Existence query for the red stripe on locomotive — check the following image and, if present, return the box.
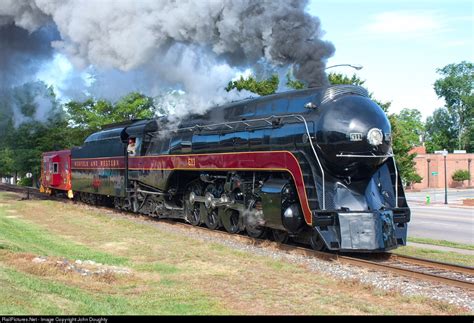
[71,151,313,225]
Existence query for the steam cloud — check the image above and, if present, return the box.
[0,0,334,124]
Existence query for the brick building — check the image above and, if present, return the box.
[410,146,473,189]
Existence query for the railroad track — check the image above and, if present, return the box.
[1,183,473,291]
[166,220,474,291]
[0,183,50,200]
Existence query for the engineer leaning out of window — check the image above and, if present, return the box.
[127,138,136,156]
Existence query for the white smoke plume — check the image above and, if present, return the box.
[0,0,334,124]
[0,81,58,128]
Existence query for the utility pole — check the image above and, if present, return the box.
[443,149,448,204]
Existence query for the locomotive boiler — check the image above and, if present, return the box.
[67,85,410,252]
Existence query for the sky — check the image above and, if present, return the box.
[308,0,473,120]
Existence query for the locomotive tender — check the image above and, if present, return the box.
[47,85,411,252]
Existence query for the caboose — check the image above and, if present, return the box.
[40,149,73,198]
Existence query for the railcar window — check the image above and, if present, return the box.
[53,163,59,174]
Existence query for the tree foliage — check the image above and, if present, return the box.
[225,74,279,96]
[424,107,458,153]
[66,92,155,140]
[0,147,15,177]
[0,85,158,184]
[389,109,424,186]
[395,109,424,146]
[328,72,366,87]
[433,61,473,151]
[286,71,305,90]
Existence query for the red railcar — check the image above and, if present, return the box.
[40,150,73,198]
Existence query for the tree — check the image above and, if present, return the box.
[328,72,366,87]
[434,61,474,151]
[0,147,15,177]
[225,74,279,96]
[389,110,424,186]
[66,92,156,139]
[285,71,305,90]
[424,107,458,153]
[396,109,424,146]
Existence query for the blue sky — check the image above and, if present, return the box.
[308,0,473,120]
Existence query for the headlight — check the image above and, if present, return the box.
[367,128,383,146]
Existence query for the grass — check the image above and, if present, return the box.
[408,237,474,251]
[0,264,222,315]
[0,191,470,315]
[0,213,128,266]
[393,246,474,267]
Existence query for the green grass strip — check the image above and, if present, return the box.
[0,209,127,266]
[408,237,474,251]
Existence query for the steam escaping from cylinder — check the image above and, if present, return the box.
[0,0,335,124]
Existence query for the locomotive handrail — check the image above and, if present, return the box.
[292,114,326,210]
[391,151,399,208]
[336,153,394,158]
[177,114,327,210]
[177,114,299,132]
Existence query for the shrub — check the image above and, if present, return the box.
[452,169,470,182]
[17,177,33,187]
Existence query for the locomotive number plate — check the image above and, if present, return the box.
[350,133,363,141]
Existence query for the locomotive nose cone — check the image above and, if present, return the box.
[315,95,392,180]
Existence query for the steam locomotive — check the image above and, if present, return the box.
[41,85,410,252]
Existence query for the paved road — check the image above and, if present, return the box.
[407,205,473,245]
[406,188,473,205]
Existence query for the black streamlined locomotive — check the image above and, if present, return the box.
[66,85,410,252]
